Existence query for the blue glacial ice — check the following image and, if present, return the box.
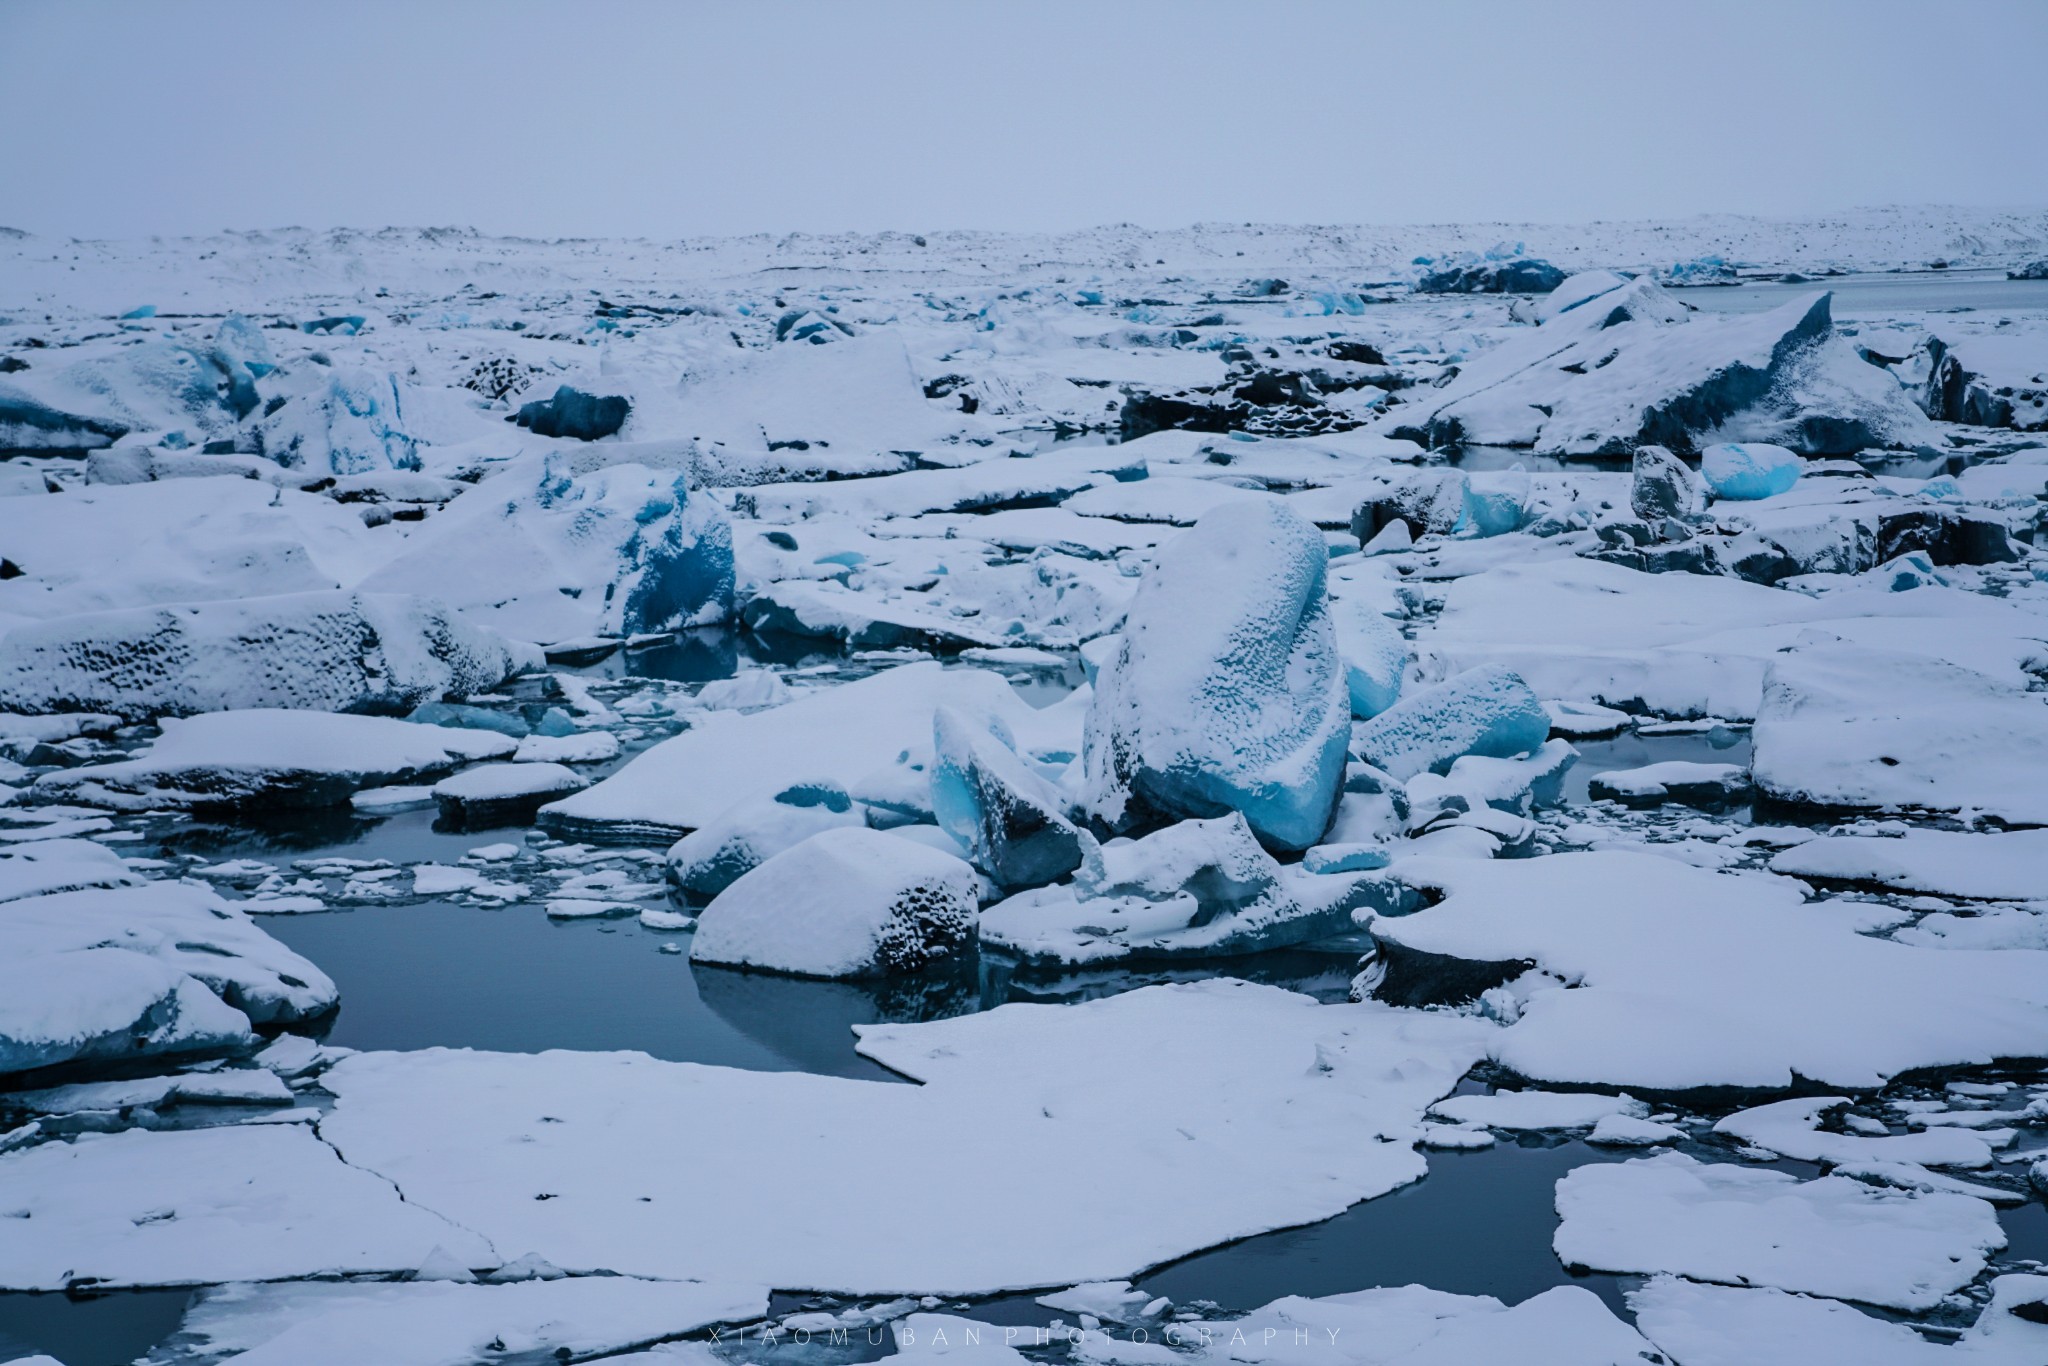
[1082,501,1349,851]
[1701,441,1802,500]
[1350,665,1551,781]
[930,704,1083,890]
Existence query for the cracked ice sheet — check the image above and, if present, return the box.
[1630,1273,2048,1366]
[1371,851,2048,1091]
[910,1284,1657,1366]
[140,1276,768,1366]
[1555,1151,2004,1312]
[0,1124,493,1290]
[316,981,1494,1295]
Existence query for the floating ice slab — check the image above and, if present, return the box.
[1366,851,2048,1091]
[1752,643,2048,824]
[1713,1097,1998,1170]
[39,709,514,811]
[1630,1273,2048,1366]
[1768,829,2048,901]
[141,1276,769,1366]
[1554,1151,2005,1311]
[316,982,1492,1294]
[0,1123,494,1290]
[1,867,335,1075]
[1428,1090,1645,1132]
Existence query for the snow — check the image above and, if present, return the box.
[689,826,980,978]
[1365,851,2048,1090]
[139,1277,769,1366]
[308,983,1495,1294]
[1554,1151,2006,1311]
[0,1123,494,1290]
[38,708,515,810]
[1082,501,1349,851]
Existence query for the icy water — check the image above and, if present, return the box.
[1676,268,2048,317]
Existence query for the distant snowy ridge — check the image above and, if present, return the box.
[4,206,2046,314]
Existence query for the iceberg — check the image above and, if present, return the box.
[257,368,420,474]
[666,786,864,899]
[358,453,734,644]
[1629,445,1706,523]
[1082,501,1349,851]
[930,705,1082,889]
[1700,441,1801,500]
[1350,665,1548,781]
[0,591,538,720]
[1330,593,1409,718]
[510,385,631,441]
[690,826,980,978]
[980,812,1412,967]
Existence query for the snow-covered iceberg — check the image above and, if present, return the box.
[1082,501,1349,851]
[981,812,1412,967]
[690,826,980,978]
[358,453,733,645]
[0,591,537,719]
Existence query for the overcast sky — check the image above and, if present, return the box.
[3,0,2043,240]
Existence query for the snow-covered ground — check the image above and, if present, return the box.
[2,210,2047,1363]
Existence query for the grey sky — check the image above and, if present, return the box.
[2,0,2043,239]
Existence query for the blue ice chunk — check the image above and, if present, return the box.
[1350,665,1549,781]
[408,702,530,738]
[531,707,579,737]
[120,305,157,320]
[1700,442,1801,500]
[1083,501,1350,851]
[512,386,630,441]
[1302,843,1391,874]
[1462,465,1531,537]
[1331,597,1409,720]
[300,316,366,336]
[1875,551,1946,592]
[931,705,1082,889]
[618,472,736,635]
